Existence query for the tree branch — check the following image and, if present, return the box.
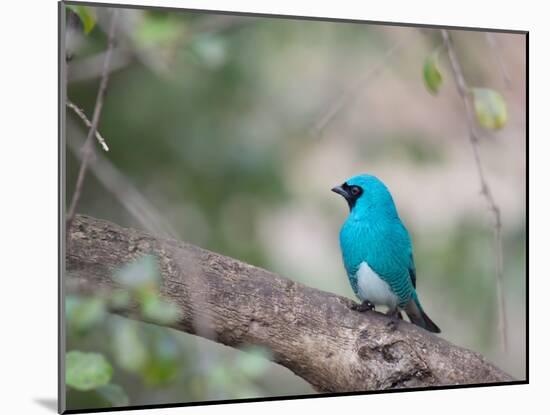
[67,100,109,152]
[66,121,177,239]
[66,214,513,392]
[66,10,118,232]
[441,29,508,353]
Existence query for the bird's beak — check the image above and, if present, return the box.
[331,185,349,199]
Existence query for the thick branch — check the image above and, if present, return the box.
[66,214,513,392]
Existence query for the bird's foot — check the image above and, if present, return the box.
[385,309,403,331]
[351,300,376,312]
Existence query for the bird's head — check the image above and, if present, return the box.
[331,174,397,218]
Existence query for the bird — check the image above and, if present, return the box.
[332,174,440,333]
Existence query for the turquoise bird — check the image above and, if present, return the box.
[332,174,440,333]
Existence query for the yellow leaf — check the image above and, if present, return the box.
[472,88,508,130]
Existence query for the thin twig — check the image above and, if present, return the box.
[66,10,118,231]
[485,33,512,89]
[66,122,176,239]
[441,29,508,353]
[66,101,109,151]
[311,37,411,136]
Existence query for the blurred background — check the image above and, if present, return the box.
[64,4,526,411]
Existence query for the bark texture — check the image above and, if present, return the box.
[66,214,514,392]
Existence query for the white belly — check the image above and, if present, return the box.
[356,261,398,309]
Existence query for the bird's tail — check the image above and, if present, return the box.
[404,293,441,333]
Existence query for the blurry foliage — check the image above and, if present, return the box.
[66,351,113,391]
[95,384,130,407]
[110,320,148,374]
[67,5,97,35]
[113,255,180,325]
[206,346,273,399]
[115,254,160,288]
[65,4,525,410]
[67,383,129,409]
[66,253,273,409]
[133,13,184,49]
[67,296,106,334]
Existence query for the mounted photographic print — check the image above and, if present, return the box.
[60,0,528,413]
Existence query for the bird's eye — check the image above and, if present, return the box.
[350,186,361,196]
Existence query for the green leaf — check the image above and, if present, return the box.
[111,321,147,373]
[423,51,443,95]
[68,297,106,333]
[67,5,97,34]
[66,351,113,391]
[141,294,180,325]
[471,87,508,130]
[96,384,129,407]
[114,255,160,289]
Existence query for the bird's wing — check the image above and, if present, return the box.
[402,222,417,289]
[363,221,416,305]
[408,254,417,289]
